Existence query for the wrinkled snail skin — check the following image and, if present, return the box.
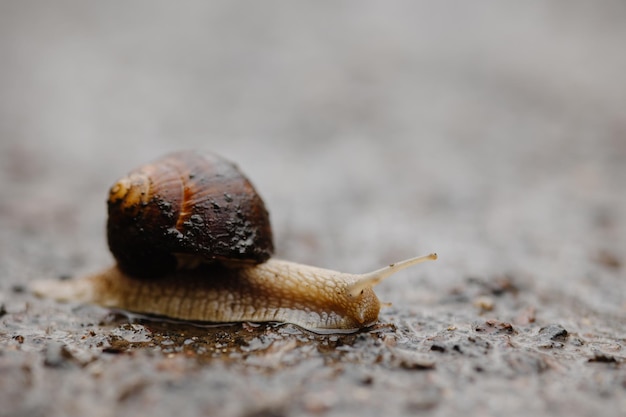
[33,259,383,332]
[32,254,437,332]
[31,150,437,333]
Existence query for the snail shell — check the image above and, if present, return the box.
[32,150,437,333]
[107,151,273,277]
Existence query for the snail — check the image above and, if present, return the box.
[32,150,437,333]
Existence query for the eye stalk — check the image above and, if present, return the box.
[347,253,438,297]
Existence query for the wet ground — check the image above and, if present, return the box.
[1,1,625,416]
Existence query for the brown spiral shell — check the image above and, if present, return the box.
[106,150,274,277]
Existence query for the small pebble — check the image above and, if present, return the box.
[473,320,517,335]
[390,347,436,370]
[538,324,568,342]
[474,296,495,312]
[588,350,618,363]
[44,342,77,368]
[536,324,568,349]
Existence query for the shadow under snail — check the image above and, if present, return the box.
[32,150,437,333]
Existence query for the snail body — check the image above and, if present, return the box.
[32,151,436,333]
[34,255,437,332]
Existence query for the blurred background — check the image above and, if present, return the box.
[1,2,625,416]
[0,1,624,308]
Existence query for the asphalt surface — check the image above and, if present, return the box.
[1,2,625,417]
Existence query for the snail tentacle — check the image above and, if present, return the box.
[347,253,438,297]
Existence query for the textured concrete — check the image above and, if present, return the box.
[1,1,625,417]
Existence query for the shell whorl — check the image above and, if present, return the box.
[106,151,274,277]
